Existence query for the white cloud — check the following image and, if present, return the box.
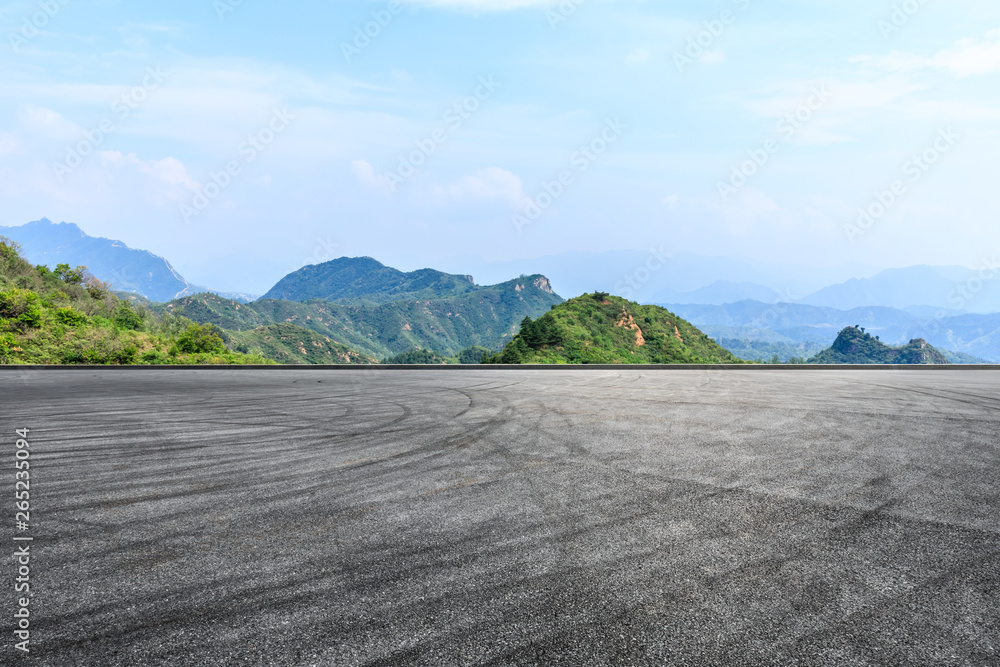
[852,29,1000,78]
[433,167,528,207]
[351,159,391,193]
[97,152,199,199]
[16,105,80,141]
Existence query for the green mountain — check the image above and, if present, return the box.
[230,323,377,365]
[262,256,479,304]
[164,274,562,359]
[485,293,742,364]
[0,236,272,366]
[0,219,257,303]
[808,326,951,364]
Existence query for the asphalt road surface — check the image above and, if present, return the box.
[2,368,999,666]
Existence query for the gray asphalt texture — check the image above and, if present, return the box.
[2,368,999,666]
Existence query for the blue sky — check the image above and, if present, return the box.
[1,0,998,292]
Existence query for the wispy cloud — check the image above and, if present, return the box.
[433,167,528,207]
[852,29,1000,78]
[398,0,556,10]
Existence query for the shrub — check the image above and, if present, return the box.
[0,331,21,361]
[113,302,145,330]
[458,346,492,364]
[62,337,139,365]
[141,350,171,364]
[173,323,226,355]
[85,277,112,300]
[0,237,23,270]
[0,288,42,330]
[56,307,87,326]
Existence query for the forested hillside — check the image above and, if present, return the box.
[165,274,562,359]
[0,237,272,365]
[486,293,742,364]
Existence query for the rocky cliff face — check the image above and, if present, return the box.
[532,276,554,294]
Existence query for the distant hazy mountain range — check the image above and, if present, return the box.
[4,218,998,363]
[664,300,1000,362]
[798,265,999,312]
[0,219,257,303]
[442,251,1000,314]
[438,250,876,306]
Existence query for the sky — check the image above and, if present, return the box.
[1,0,998,293]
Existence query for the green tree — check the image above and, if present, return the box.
[113,302,145,330]
[458,346,492,364]
[54,264,87,286]
[173,323,226,355]
[0,287,42,330]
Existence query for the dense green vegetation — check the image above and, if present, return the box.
[165,275,562,359]
[382,346,493,364]
[229,323,377,365]
[457,346,493,364]
[262,256,480,304]
[0,237,273,365]
[382,349,452,364]
[717,339,827,364]
[808,326,950,364]
[484,293,743,364]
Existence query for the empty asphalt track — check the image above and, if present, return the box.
[2,368,999,666]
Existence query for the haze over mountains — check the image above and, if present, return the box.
[0,219,258,303]
[3,219,999,363]
[666,301,1000,362]
[6,220,998,314]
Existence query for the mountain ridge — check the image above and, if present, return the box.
[0,219,258,303]
[809,327,950,364]
[163,273,563,359]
